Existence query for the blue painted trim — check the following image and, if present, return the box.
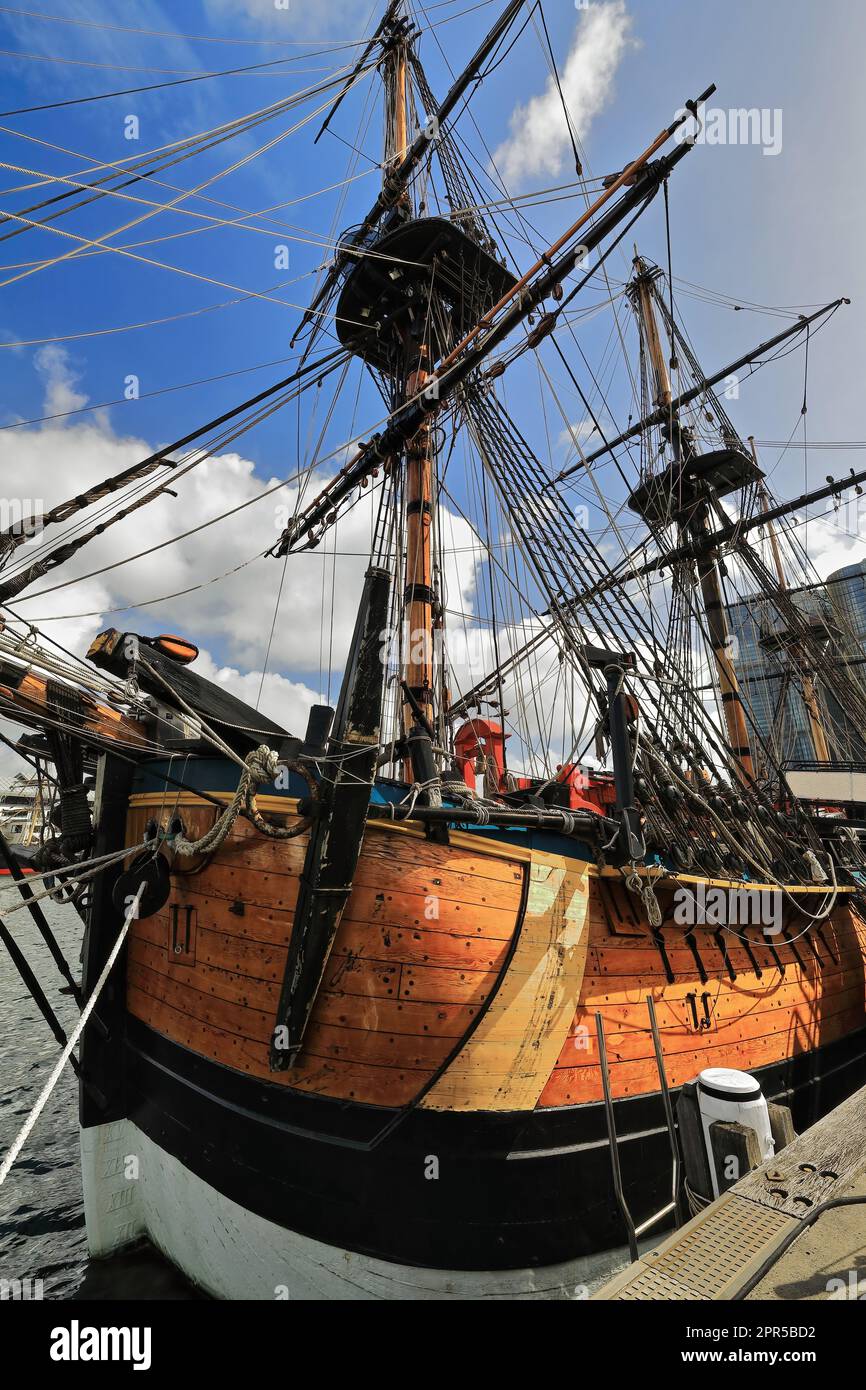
[132,756,596,864]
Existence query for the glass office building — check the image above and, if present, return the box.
[727,563,866,771]
[726,593,817,773]
[826,561,866,645]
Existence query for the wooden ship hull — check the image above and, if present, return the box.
[77,759,866,1299]
[5,0,866,1309]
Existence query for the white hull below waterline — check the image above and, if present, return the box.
[80,1119,624,1301]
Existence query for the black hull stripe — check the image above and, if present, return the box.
[698,1078,763,1103]
[113,1016,866,1271]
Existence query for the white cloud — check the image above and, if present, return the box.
[557,417,599,457]
[796,509,866,582]
[192,649,320,733]
[34,344,88,418]
[1,347,482,755]
[204,0,374,40]
[493,1,634,189]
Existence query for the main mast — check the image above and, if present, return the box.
[402,351,437,742]
[381,16,438,748]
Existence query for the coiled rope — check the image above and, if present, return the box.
[623,862,665,928]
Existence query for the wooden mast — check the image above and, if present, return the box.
[394,37,408,164]
[633,267,672,411]
[383,14,437,752]
[403,353,436,737]
[631,255,755,783]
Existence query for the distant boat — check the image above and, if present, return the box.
[0,772,44,871]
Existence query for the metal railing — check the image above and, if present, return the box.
[594,994,686,1261]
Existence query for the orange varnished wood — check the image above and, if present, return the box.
[137,874,519,948]
[131,928,482,1038]
[125,808,524,1104]
[0,672,148,750]
[129,935,276,1010]
[536,891,866,1105]
[566,961,863,1031]
[126,984,426,1104]
[559,983,865,1064]
[333,920,508,970]
[125,799,866,1111]
[539,1005,864,1106]
[128,960,455,1070]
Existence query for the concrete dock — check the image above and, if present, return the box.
[593,1081,866,1301]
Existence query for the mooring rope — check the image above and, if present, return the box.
[0,878,146,1188]
[0,840,150,916]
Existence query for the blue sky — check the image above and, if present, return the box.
[0,0,865,762]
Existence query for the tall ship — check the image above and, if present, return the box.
[1,0,865,1299]
[0,771,44,856]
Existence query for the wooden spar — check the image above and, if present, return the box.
[286,84,719,549]
[436,85,716,376]
[570,461,866,609]
[275,124,705,556]
[755,449,831,763]
[0,348,350,605]
[0,665,148,751]
[629,256,755,784]
[555,298,849,485]
[269,567,391,1069]
[454,303,852,714]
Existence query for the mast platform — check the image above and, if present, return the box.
[628,446,763,527]
[759,615,833,654]
[335,214,516,367]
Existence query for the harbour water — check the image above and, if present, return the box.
[0,888,195,1299]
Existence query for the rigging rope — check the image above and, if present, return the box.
[0,879,146,1188]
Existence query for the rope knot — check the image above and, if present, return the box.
[246,744,281,787]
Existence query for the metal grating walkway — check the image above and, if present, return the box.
[600,1193,797,1300]
[593,1081,866,1301]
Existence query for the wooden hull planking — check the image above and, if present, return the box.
[123,790,866,1112]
